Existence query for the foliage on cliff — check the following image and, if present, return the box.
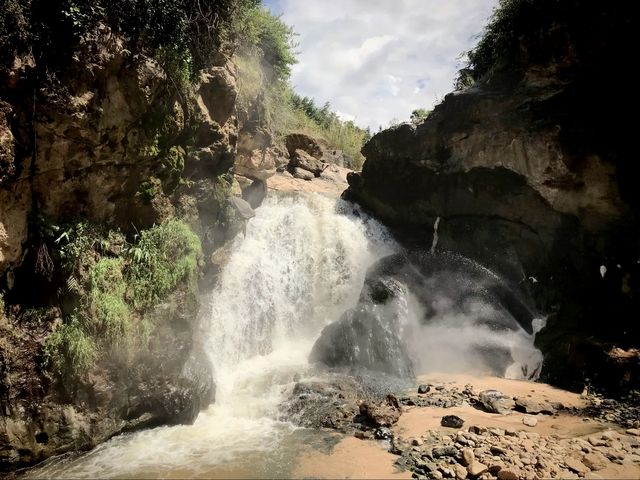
[235,5,370,169]
[0,0,260,85]
[455,0,634,88]
[44,219,201,381]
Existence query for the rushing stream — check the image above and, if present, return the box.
[29,193,543,479]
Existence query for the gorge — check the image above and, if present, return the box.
[1,0,639,479]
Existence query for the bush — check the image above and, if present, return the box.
[44,316,97,381]
[44,218,201,380]
[88,257,131,343]
[127,219,202,310]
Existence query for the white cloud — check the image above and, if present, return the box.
[266,0,498,130]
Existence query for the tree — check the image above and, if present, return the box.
[410,108,431,123]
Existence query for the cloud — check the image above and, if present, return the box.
[265,0,498,130]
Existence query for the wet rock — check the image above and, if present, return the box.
[227,196,255,220]
[478,390,515,414]
[374,426,393,440]
[418,384,430,394]
[442,415,465,428]
[309,302,414,378]
[358,395,401,427]
[522,416,538,427]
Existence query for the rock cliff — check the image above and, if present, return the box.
[345,2,638,392]
[0,21,241,469]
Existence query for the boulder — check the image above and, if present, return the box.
[478,390,516,414]
[234,148,277,181]
[515,397,556,415]
[241,179,267,209]
[227,196,255,220]
[441,415,465,428]
[284,133,323,159]
[292,166,315,181]
[289,149,326,177]
[309,301,414,378]
[359,395,401,427]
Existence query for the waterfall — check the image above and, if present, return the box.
[29,194,396,479]
[28,193,544,479]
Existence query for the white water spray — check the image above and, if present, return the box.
[29,194,396,479]
[29,193,545,479]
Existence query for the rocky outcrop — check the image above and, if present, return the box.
[345,4,638,393]
[0,25,243,470]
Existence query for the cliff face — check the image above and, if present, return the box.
[0,23,243,469]
[346,3,638,392]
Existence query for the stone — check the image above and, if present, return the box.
[490,446,507,456]
[478,390,516,414]
[564,457,589,476]
[626,428,640,436]
[515,397,556,415]
[469,425,487,435]
[497,469,518,480]
[462,448,475,466]
[374,426,393,440]
[227,196,255,220]
[289,149,326,177]
[433,446,460,458]
[522,416,538,427]
[359,395,402,427]
[467,461,488,477]
[588,436,608,447]
[418,384,430,394]
[454,463,468,480]
[292,166,315,181]
[309,302,414,378]
[412,438,423,446]
[442,415,465,428]
[582,451,609,471]
[284,133,323,159]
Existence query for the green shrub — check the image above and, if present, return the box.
[88,257,131,343]
[127,219,201,310]
[44,219,201,380]
[44,315,97,380]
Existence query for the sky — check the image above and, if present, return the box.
[263,0,498,130]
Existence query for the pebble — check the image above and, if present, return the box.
[454,463,468,480]
[627,428,640,437]
[467,461,488,477]
[522,416,538,427]
[462,448,475,466]
[418,384,430,394]
[498,469,520,480]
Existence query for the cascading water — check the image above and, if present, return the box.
[29,194,396,479]
[29,193,545,479]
